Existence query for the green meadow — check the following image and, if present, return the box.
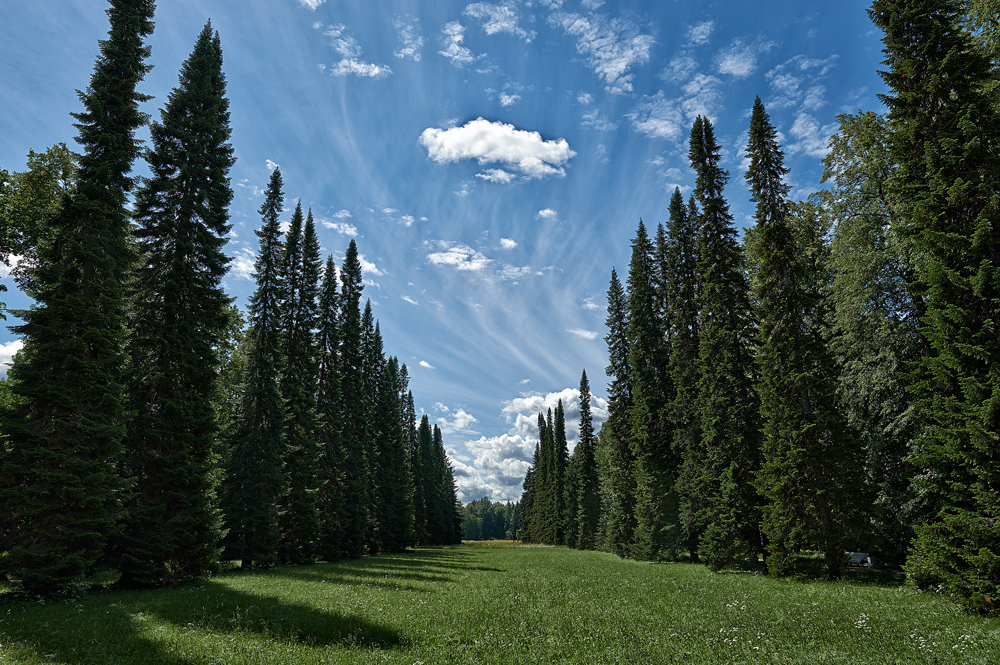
[1,543,997,664]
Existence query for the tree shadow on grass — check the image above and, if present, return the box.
[0,577,403,664]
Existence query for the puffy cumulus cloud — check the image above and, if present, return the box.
[266,159,279,172]
[400,214,415,227]
[787,112,838,159]
[464,2,535,42]
[476,168,516,184]
[393,17,425,61]
[566,327,599,340]
[502,387,609,445]
[230,247,256,280]
[323,220,358,236]
[333,209,352,219]
[320,24,393,78]
[358,254,383,276]
[0,339,24,375]
[628,77,721,142]
[419,360,435,369]
[425,241,491,272]
[685,20,714,46]
[577,92,593,105]
[439,21,478,67]
[498,92,520,107]
[536,208,557,219]
[499,237,517,250]
[435,402,480,435]
[581,296,601,310]
[548,12,654,94]
[715,36,776,79]
[297,0,325,9]
[420,118,575,181]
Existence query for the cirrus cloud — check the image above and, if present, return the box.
[420,117,576,181]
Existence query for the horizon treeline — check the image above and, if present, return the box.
[0,1,461,597]
[517,0,1000,616]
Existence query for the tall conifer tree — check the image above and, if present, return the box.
[316,254,345,561]
[221,168,286,569]
[871,0,1000,611]
[553,400,569,545]
[575,370,601,550]
[0,0,155,595]
[116,23,232,587]
[688,116,760,567]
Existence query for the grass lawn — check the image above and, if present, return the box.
[1,542,998,664]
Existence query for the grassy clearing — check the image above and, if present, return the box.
[1,543,998,664]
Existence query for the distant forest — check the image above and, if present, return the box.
[510,0,1000,616]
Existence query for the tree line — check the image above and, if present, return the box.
[519,0,1000,615]
[0,0,461,597]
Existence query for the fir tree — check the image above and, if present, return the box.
[434,425,464,544]
[116,22,233,588]
[278,204,322,564]
[361,303,379,552]
[221,168,286,569]
[415,415,437,543]
[0,0,155,595]
[689,115,761,568]
[316,254,345,562]
[871,0,1000,612]
[603,268,638,557]
[747,98,858,579]
[518,441,540,542]
[553,399,569,545]
[338,240,368,558]
[575,370,601,550]
[373,357,414,552]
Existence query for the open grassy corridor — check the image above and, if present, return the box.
[1,543,998,664]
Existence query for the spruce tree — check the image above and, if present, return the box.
[575,370,601,550]
[277,204,322,564]
[553,399,569,545]
[316,254,345,561]
[116,22,233,588]
[434,425,464,544]
[689,115,760,569]
[415,415,437,543]
[603,268,638,557]
[747,98,859,579]
[628,221,678,561]
[361,303,380,552]
[518,441,540,542]
[373,357,414,552]
[871,0,1000,612]
[0,0,155,595]
[221,168,286,569]
[338,239,368,558]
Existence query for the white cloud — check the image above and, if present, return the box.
[319,24,393,78]
[439,21,478,66]
[476,168,516,184]
[582,108,617,131]
[455,183,472,197]
[502,388,610,445]
[577,92,593,105]
[400,214,415,227]
[323,220,359,236]
[715,37,776,79]
[359,254,383,276]
[420,117,576,180]
[548,12,654,94]
[426,242,491,272]
[500,238,517,250]
[419,360,435,369]
[266,159,279,172]
[537,208,557,219]
[393,17,425,61]
[581,296,600,310]
[297,0,325,9]
[331,59,392,78]
[498,264,533,281]
[499,92,521,107]
[402,295,420,305]
[0,339,24,374]
[464,2,535,42]
[628,77,722,142]
[519,378,531,384]
[679,73,723,119]
[581,0,605,8]
[382,207,398,214]
[566,327,599,340]
[0,255,22,278]
[435,402,480,435]
[787,112,837,158]
[333,209,352,219]
[231,247,256,280]
[685,20,714,46]
[660,54,698,83]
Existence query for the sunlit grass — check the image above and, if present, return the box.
[1,543,998,663]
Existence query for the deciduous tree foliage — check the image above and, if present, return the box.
[0,0,155,596]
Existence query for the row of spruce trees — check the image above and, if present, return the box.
[0,0,461,597]
[519,0,1000,615]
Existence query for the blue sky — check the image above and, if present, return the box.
[1,0,887,502]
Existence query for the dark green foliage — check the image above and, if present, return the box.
[628,221,678,561]
[603,268,638,557]
[221,169,286,569]
[277,204,322,565]
[435,425,464,544]
[360,304,379,552]
[747,99,859,579]
[518,441,540,542]
[553,400,569,545]
[0,0,155,596]
[823,110,926,564]
[462,498,519,540]
[575,370,601,550]
[316,255,345,562]
[688,115,761,569]
[372,354,415,553]
[871,0,1000,613]
[338,240,368,558]
[414,415,438,543]
[116,23,233,588]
